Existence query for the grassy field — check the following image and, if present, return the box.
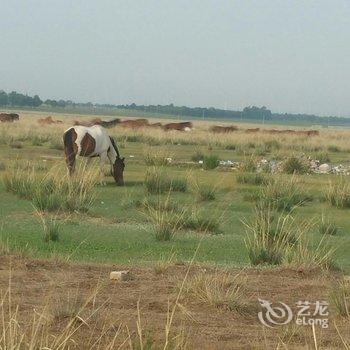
[1,110,350,269]
[1,110,350,348]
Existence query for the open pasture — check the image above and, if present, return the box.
[1,110,350,348]
[1,111,350,267]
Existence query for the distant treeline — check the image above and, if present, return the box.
[0,89,349,125]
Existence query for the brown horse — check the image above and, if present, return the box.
[0,113,19,122]
[119,119,149,128]
[210,125,238,133]
[162,122,193,131]
[38,116,63,125]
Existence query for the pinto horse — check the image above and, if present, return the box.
[63,125,125,185]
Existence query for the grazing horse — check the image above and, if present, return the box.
[63,125,125,185]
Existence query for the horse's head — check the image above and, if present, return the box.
[112,157,125,186]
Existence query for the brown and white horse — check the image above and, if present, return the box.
[63,125,125,185]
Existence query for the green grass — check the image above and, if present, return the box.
[282,157,309,174]
[1,137,350,272]
[3,167,97,213]
[236,172,269,186]
[202,155,219,170]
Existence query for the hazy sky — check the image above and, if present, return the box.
[1,0,349,116]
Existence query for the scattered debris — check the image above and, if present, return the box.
[317,163,332,174]
[217,155,350,175]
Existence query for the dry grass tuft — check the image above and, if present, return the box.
[179,270,246,312]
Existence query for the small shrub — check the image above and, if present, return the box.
[171,178,187,192]
[254,146,267,156]
[240,158,257,172]
[264,140,281,151]
[284,236,337,271]
[282,157,309,174]
[50,140,64,151]
[181,211,221,235]
[3,167,97,212]
[50,293,84,321]
[179,270,245,311]
[330,280,350,317]
[144,149,170,166]
[138,197,178,212]
[236,173,269,186]
[328,145,341,153]
[224,144,236,150]
[43,218,60,242]
[143,195,184,241]
[144,167,187,194]
[196,184,216,201]
[9,141,23,149]
[325,178,350,208]
[203,155,219,170]
[191,150,204,162]
[31,135,46,146]
[126,134,144,143]
[319,215,338,235]
[153,252,177,275]
[258,177,312,212]
[243,206,298,266]
[315,152,330,164]
[35,208,60,242]
[244,203,335,270]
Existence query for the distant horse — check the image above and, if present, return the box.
[38,116,62,125]
[210,125,238,133]
[245,128,260,133]
[0,113,19,122]
[74,118,120,128]
[163,121,193,131]
[63,125,125,185]
[119,118,149,128]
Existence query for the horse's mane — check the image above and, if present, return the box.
[109,136,120,158]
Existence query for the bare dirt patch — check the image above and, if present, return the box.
[0,254,349,349]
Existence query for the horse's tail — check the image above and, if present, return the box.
[63,128,77,175]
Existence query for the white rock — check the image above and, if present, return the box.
[318,163,331,173]
[110,270,130,281]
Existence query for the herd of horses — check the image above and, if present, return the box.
[73,118,193,131]
[1,111,321,186]
[210,125,320,136]
[0,112,320,136]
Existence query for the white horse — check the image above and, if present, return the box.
[63,125,125,185]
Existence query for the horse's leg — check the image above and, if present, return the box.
[65,150,76,176]
[63,128,77,176]
[99,153,107,185]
